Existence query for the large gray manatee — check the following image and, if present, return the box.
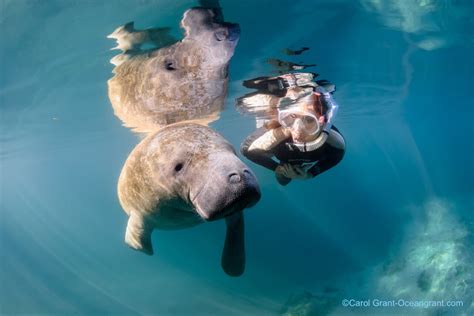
[108,8,240,133]
[118,123,260,276]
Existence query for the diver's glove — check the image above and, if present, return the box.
[276,163,312,180]
[275,164,291,185]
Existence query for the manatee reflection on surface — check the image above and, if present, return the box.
[107,1,240,133]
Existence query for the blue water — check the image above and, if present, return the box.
[1,0,473,315]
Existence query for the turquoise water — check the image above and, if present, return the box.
[1,0,473,315]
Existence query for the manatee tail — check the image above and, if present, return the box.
[221,212,245,277]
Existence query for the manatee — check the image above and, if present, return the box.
[118,123,260,276]
[107,7,240,133]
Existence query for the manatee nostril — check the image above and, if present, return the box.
[215,30,227,41]
[228,173,241,183]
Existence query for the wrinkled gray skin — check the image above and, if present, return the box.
[118,123,260,276]
[108,8,240,133]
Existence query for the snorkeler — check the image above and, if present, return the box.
[240,83,345,185]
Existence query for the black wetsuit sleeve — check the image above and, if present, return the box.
[242,77,286,96]
[240,127,280,171]
[242,76,271,89]
[307,132,345,177]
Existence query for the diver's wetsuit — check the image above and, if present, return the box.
[241,126,345,182]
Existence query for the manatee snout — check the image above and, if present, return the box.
[194,153,260,221]
[225,167,261,210]
[214,23,240,42]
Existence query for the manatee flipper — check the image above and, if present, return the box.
[221,212,245,277]
[108,22,142,51]
[108,21,135,39]
[108,21,177,52]
[125,212,153,255]
[110,53,132,67]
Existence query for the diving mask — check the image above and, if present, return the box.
[278,108,321,135]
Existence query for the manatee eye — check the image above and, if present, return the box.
[174,163,184,173]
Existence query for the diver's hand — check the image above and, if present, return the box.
[277,164,312,180]
[275,164,286,176]
[275,165,292,186]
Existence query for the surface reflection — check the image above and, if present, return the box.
[107,2,240,132]
[237,64,345,185]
